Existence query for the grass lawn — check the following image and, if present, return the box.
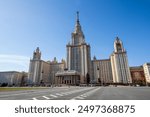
[0,87,49,92]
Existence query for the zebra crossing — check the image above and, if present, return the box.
[32,87,99,100]
[71,87,101,100]
[42,96,51,100]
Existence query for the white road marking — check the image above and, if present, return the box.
[61,87,95,96]
[75,96,85,99]
[31,87,96,100]
[71,87,101,100]
[63,93,71,95]
[42,96,50,99]
[0,87,71,98]
[55,93,63,96]
[50,94,58,98]
[32,98,38,100]
[80,95,87,97]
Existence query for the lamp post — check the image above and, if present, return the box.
[41,70,44,86]
[52,71,55,88]
[101,77,103,86]
[97,66,100,86]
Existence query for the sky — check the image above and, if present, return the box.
[0,0,150,72]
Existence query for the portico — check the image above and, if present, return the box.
[55,70,80,86]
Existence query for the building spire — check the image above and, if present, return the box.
[76,11,79,22]
[74,11,82,34]
[72,11,85,45]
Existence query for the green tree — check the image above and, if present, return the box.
[86,73,90,85]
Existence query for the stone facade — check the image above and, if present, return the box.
[49,58,66,86]
[92,58,113,85]
[110,37,132,84]
[28,48,65,86]
[66,12,91,84]
[55,70,80,86]
[28,12,147,86]
[28,47,50,86]
[28,59,50,86]
[130,66,146,86]
[143,63,150,85]
[0,71,27,86]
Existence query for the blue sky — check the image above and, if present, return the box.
[0,0,150,72]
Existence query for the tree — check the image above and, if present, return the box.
[98,78,101,83]
[40,79,44,86]
[86,73,90,85]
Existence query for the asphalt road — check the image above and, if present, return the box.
[0,86,150,100]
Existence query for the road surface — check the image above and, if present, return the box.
[0,86,150,100]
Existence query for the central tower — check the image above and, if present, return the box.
[66,12,91,83]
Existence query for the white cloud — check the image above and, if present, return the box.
[0,54,30,72]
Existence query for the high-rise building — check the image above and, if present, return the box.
[66,12,91,83]
[110,37,132,84]
[27,13,136,86]
[28,47,51,86]
[28,47,65,86]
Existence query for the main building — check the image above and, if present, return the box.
[28,12,132,86]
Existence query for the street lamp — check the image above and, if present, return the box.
[51,71,55,88]
[101,77,103,86]
[41,70,44,86]
[97,66,100,86]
